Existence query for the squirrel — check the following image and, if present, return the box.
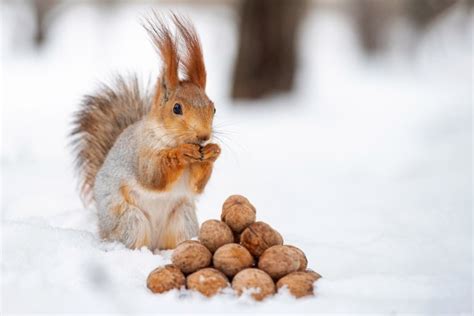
[70,14,220,250]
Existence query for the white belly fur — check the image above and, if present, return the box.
[130,169,198,249]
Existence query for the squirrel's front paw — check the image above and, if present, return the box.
[200,143,221,162]
[178,143,202,163]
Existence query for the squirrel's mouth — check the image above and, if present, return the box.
[184,134,212,147]
[198,138,211,146]
[186,139,210,147]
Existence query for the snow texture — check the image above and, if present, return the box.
[1,1,472,314]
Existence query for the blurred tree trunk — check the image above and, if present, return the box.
[352,0,463,54]
[231,0,306,100]
[406,0,459,29]
[352,0,396,53]
[32,0,57,46]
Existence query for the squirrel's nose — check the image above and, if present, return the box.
[197,134,210,143]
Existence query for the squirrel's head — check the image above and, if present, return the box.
[144,14,215,145]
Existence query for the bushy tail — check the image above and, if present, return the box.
[70,75,151,205]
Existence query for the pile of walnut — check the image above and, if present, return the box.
[146,195,321,301]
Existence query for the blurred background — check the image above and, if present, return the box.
[1,0,472,313]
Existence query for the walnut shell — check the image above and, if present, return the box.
[147,264,185,294]
[276,270,322,298]
[186,268,230,297]
[286,245,308,271]
[198,220,234,253]
[232,268,276,301]
[258,245,300,279]
[222,195,256,213]
[305,269,323,280]
[240,222,283,257]
[171,240,212,274]
[221,195,256,233]
[213,243,254,277]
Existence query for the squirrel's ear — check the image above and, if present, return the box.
[172,14,206,90]
[143,13,179,96]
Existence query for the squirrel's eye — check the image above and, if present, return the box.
[213,108,216,114]
[173,103,183,115]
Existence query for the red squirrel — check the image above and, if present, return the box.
[71,14,220,250]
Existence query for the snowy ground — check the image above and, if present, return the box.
[1,1,472,314]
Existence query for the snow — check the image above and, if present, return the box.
[1,1,472,314]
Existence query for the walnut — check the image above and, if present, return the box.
[221,195,256,233]
[222,195,256,213]
[146,264,185,294]
[171,240,212,274]
[286,245,308,271]
[198,220,234,253]
[276,270,322,298]
[186,268,230,297]
[240,222,283,257]
[212,243,254,277]
[232,268,276,301]
[257,245,300,279]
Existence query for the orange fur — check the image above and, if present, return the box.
[189,162,213,194]
[150,82,214,143]
[200,143,221,162]
[120,183,136,205]
[172,14,207,89]
[118,183,152,223]
[137,143,202,191]
[111,203,126,216]
[189,143,221,193]
[162,234,177,250]
[143,13,179,92]
[139,15,218,196]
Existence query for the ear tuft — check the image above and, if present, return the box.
[172,14,207,89]
[142,13,179,92]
